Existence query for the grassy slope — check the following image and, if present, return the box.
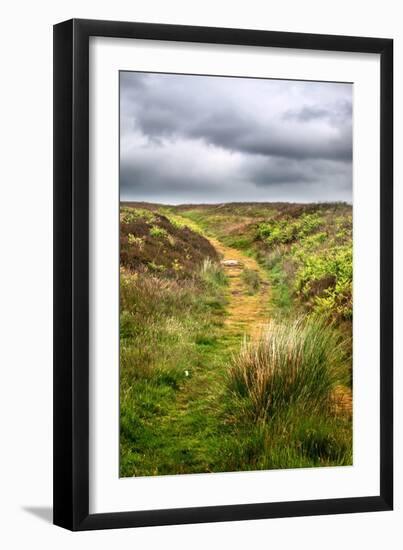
[176,202,352,323]
[120,203,353,477]
[120,206,249,475]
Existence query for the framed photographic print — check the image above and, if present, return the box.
[53,19,393,530]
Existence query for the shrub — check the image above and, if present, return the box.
[228,317,348,420]
[294,245,352,320]
[127,234,145,250]
[225,235,252,249]
[258,213,322,246]
[148,261,166,273]
[314,277,353,320]
[149,225,168,238]
[120,207,156,224]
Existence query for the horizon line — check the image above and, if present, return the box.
[120,199,353,206]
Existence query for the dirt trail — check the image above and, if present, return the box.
[209,235,352,417]
[156,232,274,474]
[208,236,271,340]
[180,221,351,419]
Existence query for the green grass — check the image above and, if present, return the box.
[149,225,168,238]
[200,258,228,287]
[266,263,293,313]
[241,268,260,295]
[119,260,235,477]
[206,413,352,471]
[225,316,352,468]
[120,203,353,476]
[178,202,352,322]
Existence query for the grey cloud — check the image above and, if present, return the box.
[240,157,314,186]
[120,72,352,203]
[283,105,330,122]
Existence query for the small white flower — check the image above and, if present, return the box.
[184,370,189,377]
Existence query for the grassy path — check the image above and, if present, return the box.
[164,227,351,471]
[208,236,271,340]
[142,228,272,475]
[121,206,353,476]
[210,235,352,415]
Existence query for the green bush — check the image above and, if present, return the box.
[294,245,352,320]
[149,225,168,238]
[258,213,322,246]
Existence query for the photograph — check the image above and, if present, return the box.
[119,71,353,477]
[51,16,393,532]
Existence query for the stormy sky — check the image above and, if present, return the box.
[120,71,352,204]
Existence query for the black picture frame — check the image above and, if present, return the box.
[53,18,393,531]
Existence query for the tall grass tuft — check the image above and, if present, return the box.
[200,258,228,287]
[228,317,349,420]
[241,268,260,294]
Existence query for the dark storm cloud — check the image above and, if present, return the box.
[241,156,350,187]
[120,72,352,203]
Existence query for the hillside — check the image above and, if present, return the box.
[119,202,353,477]
[174,202,352,323]
[120,206,218,277]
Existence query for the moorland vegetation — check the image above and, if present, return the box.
[120,202,353,476]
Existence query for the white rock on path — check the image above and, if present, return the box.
[221,259,241,267]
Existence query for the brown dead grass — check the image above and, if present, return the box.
[332,385,353,417]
